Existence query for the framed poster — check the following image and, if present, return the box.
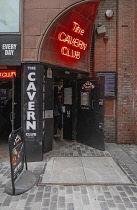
[96,71,117,98]
[64,87,72,105]
[81,91,90,107]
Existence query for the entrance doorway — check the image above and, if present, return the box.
[0,77,21,142]
[53,75,105,151]
[42,67,105,154]
[76,77,105,150]
[53,76,76,143]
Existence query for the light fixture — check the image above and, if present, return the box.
[105,10,114,19]
[97,25,106,35]
[65,71,70,75]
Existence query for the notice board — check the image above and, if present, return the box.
[96,71,117,98]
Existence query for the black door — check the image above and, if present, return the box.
[63,79,76,140]
[76,77,105,150]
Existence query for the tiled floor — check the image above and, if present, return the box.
[44,140,111,159]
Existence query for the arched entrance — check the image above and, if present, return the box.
[22,1,103,161]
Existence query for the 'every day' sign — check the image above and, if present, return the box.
[0,35,21,65]
[2,44,17,55]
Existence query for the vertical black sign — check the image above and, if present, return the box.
[23,64,38,140]
[96,71,117,98]
[23,63,43,142]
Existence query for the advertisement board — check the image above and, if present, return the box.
[9,129,25,182]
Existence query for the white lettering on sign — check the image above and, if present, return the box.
[28,66,36,70]
[27,92,36,100]
[2,44,17,56]
[27,82,36,91]
[26,69,37,132]
[26,133,36,137]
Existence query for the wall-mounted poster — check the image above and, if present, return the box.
[96,71,117,98]
[81,91,89,107]
[64,88,72,105]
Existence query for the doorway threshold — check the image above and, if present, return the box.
[39,157,132,186]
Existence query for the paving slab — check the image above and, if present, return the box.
[105,143,123,152]
[82,157,131,184]
[42,157,86,183]
[41,157,132,185]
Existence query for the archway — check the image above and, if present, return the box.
[38,1,100,73]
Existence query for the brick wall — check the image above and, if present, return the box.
[104,117,116,143]
[116,0,135,144]
[94,0,136,144]
[94,0,117,143]
[134,0,137,144]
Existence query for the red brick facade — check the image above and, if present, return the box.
[94,0,117,143]
[134,0,137,144]
[117,0,135,144]
[22,0,137,144]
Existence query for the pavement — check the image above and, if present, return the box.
[1,140,137,210]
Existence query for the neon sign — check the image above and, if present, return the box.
[61,47,80,59]
[58,22,87,60]
[72,22,85,36]
[0,70,16,78]
[58,32,87,50]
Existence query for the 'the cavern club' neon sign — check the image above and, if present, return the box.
[58,22,87,60]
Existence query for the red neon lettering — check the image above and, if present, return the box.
[0,70,16,78]
[58,32,66,42]
[58,32,87,51]
[72,22,85,36]
[61,47,80,60]
[58,22,87,60]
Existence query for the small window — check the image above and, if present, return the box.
[0,0,20,33]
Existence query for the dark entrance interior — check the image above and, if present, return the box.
[53,74,77,142]
[0,77,21,142]
[54,72,105,150]
[53,71,105,150]
[43,67,105,153]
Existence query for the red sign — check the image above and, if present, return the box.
[81,81,95,90]
[58,22,87,60]
[40,1,100,72]
[0,70,16,78]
